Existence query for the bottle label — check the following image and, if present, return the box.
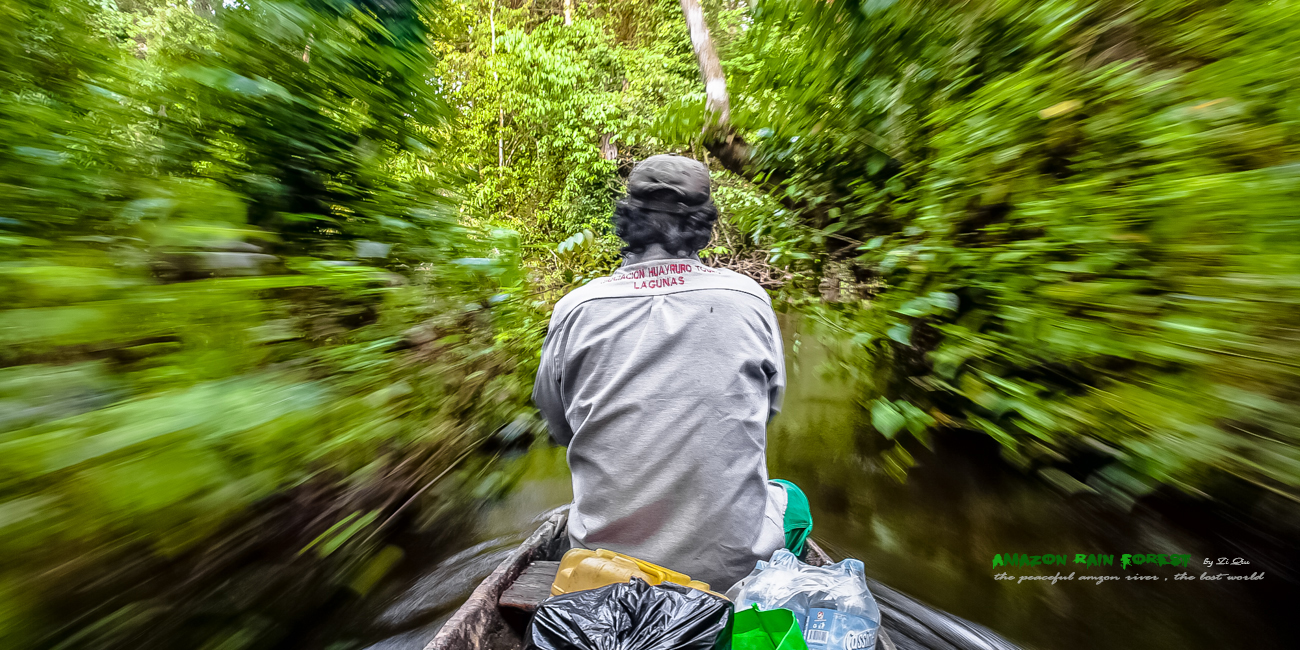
[802,608,878,650]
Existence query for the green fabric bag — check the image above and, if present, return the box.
[733,605,809,650]
[771,479,813,557]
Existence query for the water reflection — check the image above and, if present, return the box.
[363,449,572,650]
[768,317,1287,650]
[376,539,517,630]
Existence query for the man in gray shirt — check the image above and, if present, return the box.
[533,155,804,591]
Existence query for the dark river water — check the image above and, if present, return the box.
[359,316,1290,650]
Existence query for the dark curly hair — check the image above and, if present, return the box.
[613,197,718,258]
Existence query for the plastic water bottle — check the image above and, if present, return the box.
[727,550,881,650]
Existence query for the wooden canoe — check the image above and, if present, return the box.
[423,511,1019,650]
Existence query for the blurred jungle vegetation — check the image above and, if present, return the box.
[2,0,1298,648]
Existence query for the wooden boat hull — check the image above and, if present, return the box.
[424,511,1018,650]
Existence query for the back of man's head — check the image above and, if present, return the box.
[615,155,717,258]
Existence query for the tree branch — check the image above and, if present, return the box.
[679,0,729,128]
[678,0,759,181]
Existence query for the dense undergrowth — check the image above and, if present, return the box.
[1,1,542,646]
[711,0,1300,509]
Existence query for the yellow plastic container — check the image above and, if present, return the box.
[551,548,720,597]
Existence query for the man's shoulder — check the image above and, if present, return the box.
[551,277,608,313]
[706,266,770,302]
[549,261,771,328]
[549,277,615,330]
[680,264,773,307]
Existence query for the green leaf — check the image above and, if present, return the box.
[867,153,887,175]
[871,399,906,439]
[882,443,915,483]
[927,291,959,312]
[896,297,932,317]
[886,323,911,345]
[317,510,379,558]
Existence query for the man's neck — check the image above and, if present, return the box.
[621,245,699,267]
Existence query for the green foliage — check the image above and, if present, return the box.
[0,1,543,646]
[433,0,717,287]
[437,4,618,240]
[732,0,1300,500]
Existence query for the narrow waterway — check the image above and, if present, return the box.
[357,315,1288,650]
[765,317,1288,650]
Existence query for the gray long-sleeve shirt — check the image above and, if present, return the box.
[533,258,787,590]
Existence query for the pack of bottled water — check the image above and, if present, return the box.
[726,549,880,650]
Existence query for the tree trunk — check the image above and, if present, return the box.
[678,0,729,129]
[491,1,503,168]
[677,0,759,182]
[599,133,616,161]
[676,0,891,262]
[193,0,215,20]
[564,0,572,25]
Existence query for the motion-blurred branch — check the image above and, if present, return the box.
[679,0,758,181]
[678,0,898,223]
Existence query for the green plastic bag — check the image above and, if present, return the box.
[733,605,809,650]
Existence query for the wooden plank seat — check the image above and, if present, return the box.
[499,561,561,613]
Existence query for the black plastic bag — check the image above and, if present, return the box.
[526,578,733,650]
